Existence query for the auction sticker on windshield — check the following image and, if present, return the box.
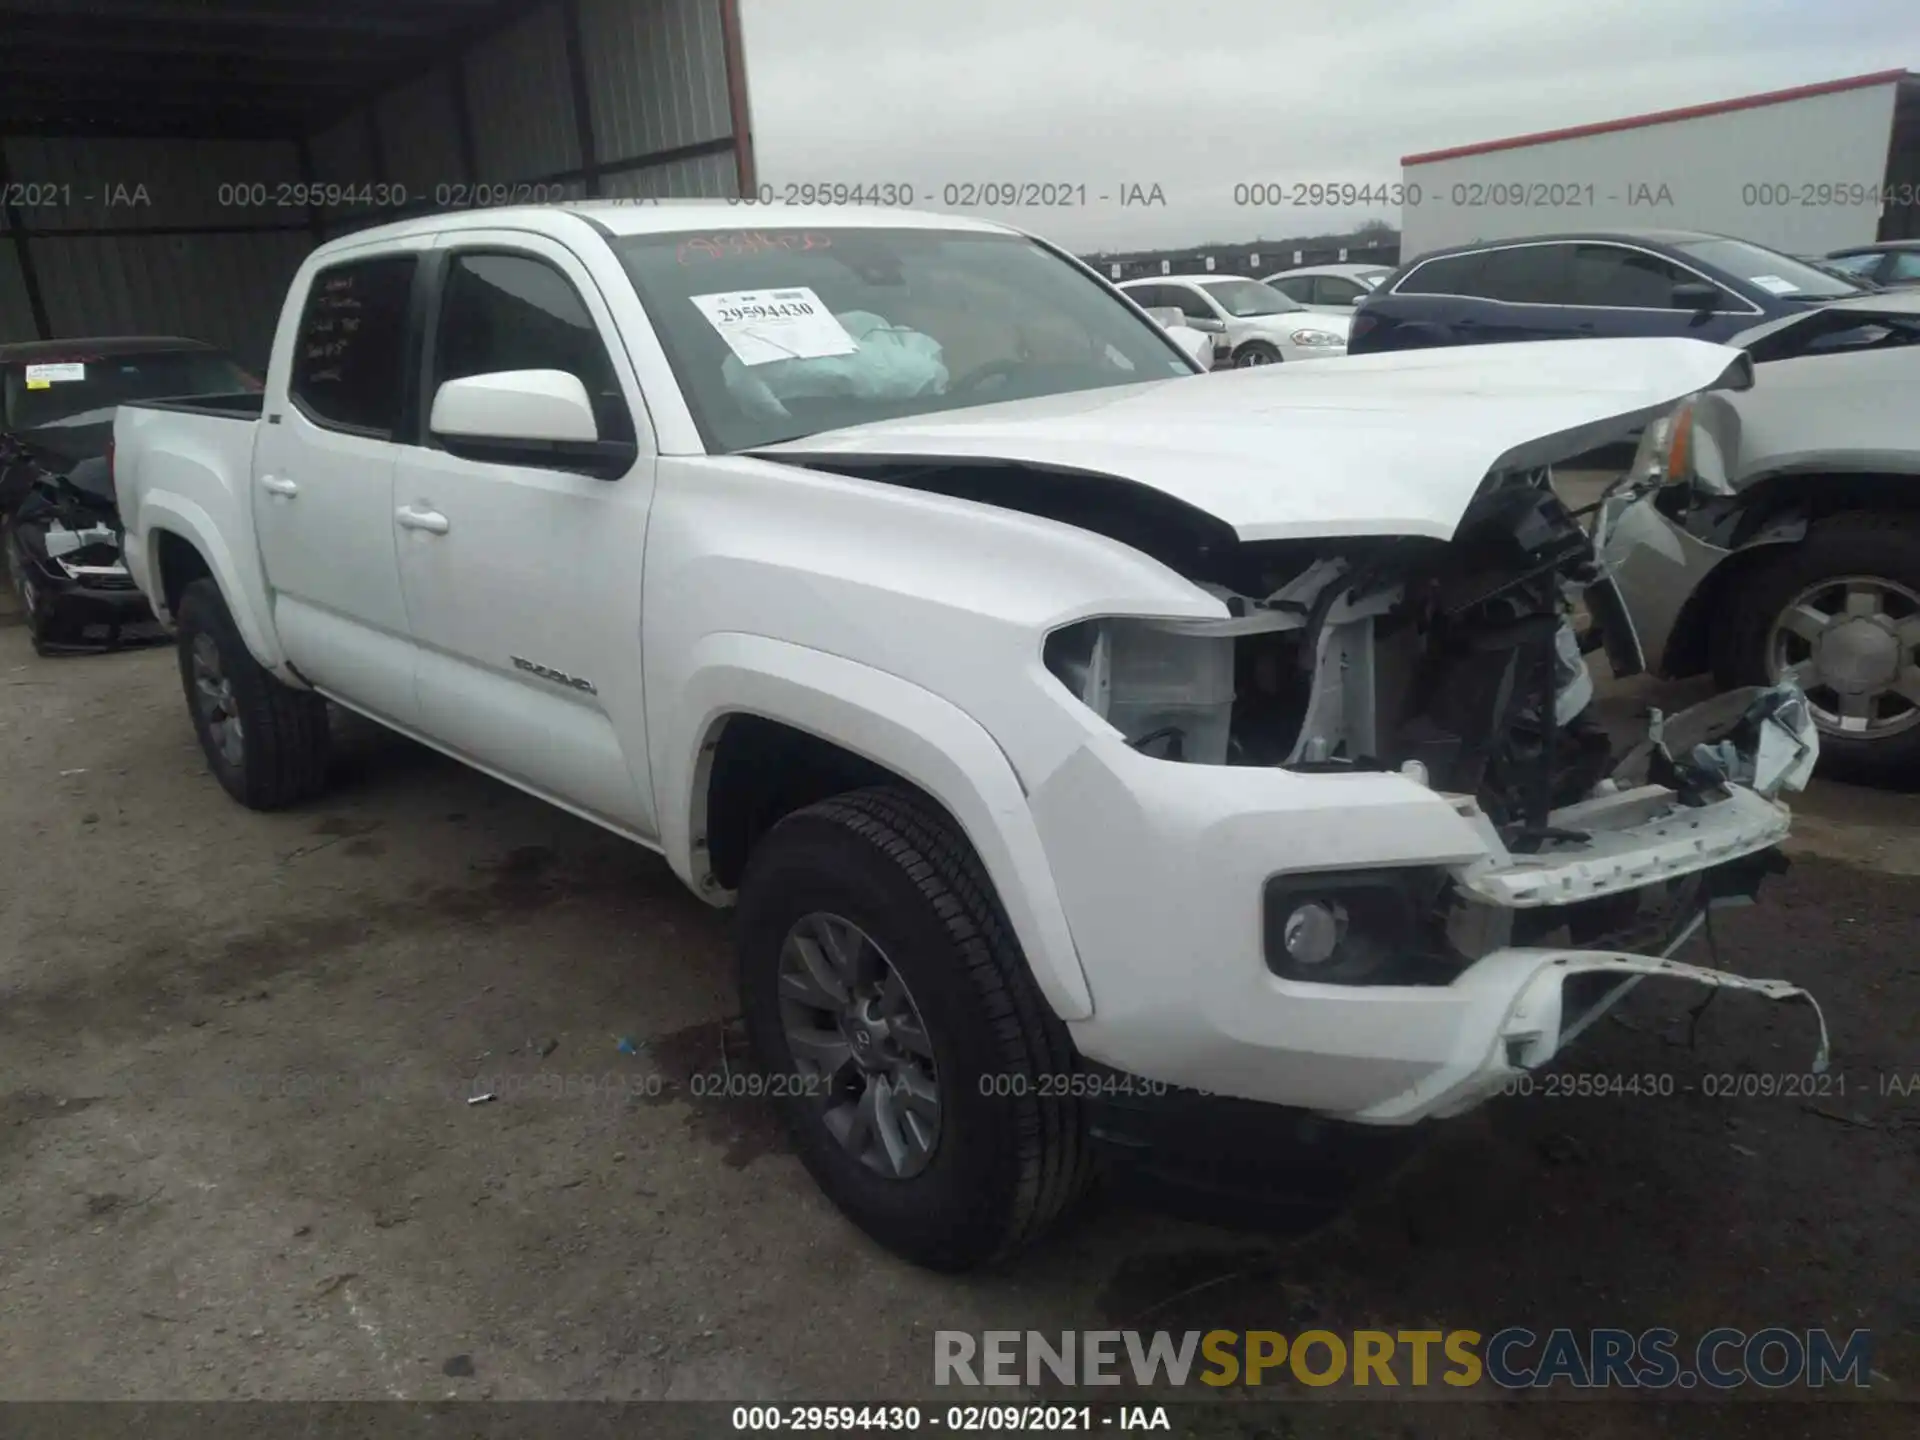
[1750,275,1800,295]
[24,361,85,388]
[690,286,857,366]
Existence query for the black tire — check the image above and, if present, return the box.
[175,577,331,809]
[1711,510,1920,785]
[1233,340,1282,368]
[737,786,1093,1270]
[4,521,72,653]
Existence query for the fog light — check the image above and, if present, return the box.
[1282,900,1348,967]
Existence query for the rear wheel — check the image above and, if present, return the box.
[1234,341,1282,368]
[1712,511,1920,784]
[175,577,331,809]
[737,787,1092,1270]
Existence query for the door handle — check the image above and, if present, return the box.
[395,505,450,535]
[260,474,298,497]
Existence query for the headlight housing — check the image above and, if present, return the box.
[1629,396,1694,488]
[1288,328,1345,348]
[1044,617,1235,763]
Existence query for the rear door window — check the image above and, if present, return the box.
[289,255,418,437]
[1478,244,1573,304]
[1393,252,1490,297]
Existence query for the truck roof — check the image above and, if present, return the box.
[311,201,1021,260]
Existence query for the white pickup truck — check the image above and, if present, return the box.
[113,202,1829,1271]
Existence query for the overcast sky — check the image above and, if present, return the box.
[739,0,1917,252]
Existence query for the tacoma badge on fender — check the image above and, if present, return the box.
[511,656,597,694]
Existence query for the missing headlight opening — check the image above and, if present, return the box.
[1045,466,1738,848]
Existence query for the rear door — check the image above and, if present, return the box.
[392,233,659,836]
[253,248,424,727]
[1363,250,1490,350]
[1466,242,1581,342]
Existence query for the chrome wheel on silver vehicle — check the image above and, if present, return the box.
[1767,574,1920,739]
[777,911,941,1180]
[190,630,246,767]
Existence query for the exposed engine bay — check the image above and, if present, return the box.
[1029,463,1820,984]
[1037,465,1808,823]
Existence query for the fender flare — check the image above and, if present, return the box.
[137,491,288,674]
[658,632,1095,1022]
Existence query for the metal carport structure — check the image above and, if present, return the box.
[0,0,756,364]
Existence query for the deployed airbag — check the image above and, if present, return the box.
[723,310,949,419]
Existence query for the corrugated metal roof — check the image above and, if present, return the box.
[0,0,532,138]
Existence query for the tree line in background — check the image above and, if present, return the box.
[1084,220,1399,281]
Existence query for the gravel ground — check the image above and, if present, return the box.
[1,570,1916,1436]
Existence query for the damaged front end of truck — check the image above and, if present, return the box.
[760,340,1832,1117]
[1036,456,1829,1102]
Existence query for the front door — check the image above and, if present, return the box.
[392,235,659,837]
[253,248,424,727]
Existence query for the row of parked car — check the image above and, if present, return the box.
[1121,228,1920,784]
[1123,235,1920,370]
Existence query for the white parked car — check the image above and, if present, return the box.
[112,204,1824,1271]
[1600,290,1920,783]
[1263,263,1394,313]
[1118,274,1349,366]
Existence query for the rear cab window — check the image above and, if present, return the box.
[289,255,419,437]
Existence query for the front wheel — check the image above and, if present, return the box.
[1712,512,1920,785]
[737,787,1092,1270]
[1233,341,1282,368]
[5,521,72,654]
[175,577,332,809]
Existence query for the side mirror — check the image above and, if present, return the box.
[1671,281,1720,314]
[1184,314,1228,334]
[1345,294,1365,306]
[429,369,635,479]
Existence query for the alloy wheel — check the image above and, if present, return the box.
[776,911,942,1179]
[1767,574,1920,740]
[191,630,246,767]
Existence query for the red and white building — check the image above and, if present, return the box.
[1397,70,1920,259]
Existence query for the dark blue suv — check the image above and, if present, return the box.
[1348,229,1874,355]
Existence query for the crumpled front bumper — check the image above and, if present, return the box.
[1346,944,1829,1123]
[1035,686,1825,1127]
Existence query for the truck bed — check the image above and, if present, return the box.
[121,391,265,421]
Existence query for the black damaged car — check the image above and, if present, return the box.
[2,337,260,653]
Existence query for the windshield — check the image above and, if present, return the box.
[1673,239,1867,301]
[610,228,1198,452]
[3,347,257,430]
[1193,278,1302,316]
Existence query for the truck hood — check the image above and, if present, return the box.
[757,337,1753,542]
